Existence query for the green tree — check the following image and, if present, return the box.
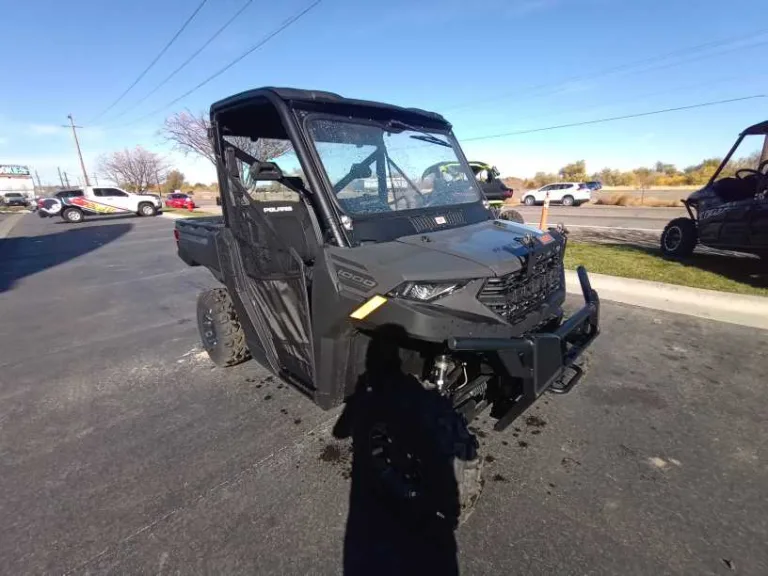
[558,160,587,182]
[683,158,721,185]
[633,167,657,190]
[532,171,558,188]
[654,161,678,176]
[164,170,185,193]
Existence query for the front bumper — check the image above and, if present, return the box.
[447,266,600,431]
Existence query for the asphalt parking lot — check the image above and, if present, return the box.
[1,214,767,575]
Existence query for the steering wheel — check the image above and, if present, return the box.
[736,160,768,179]
[735,168,761,179]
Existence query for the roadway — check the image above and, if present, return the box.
[514,205,687,231]
[1,213,766,575]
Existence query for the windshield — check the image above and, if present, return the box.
[714,134,767,182]
[307,118,481,216]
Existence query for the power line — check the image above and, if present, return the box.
[90,0,210,123]
[118,0,322,127]
[107,0,256,123]
[461,95,766,142]
[445,28,768,112]
[467,69,767,133]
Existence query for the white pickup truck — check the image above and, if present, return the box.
[46,186,163,223]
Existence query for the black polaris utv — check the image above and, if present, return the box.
[175,87,600,523]
[661,120,768,259]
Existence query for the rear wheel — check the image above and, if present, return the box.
[523,195,536,206]
[138,202,157,217]
[196,288,250,367]
[661,217,697,257]
[61,207,83,223]
[561,195,575,206]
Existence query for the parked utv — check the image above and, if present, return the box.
[661,120,768,259]
[175,87,600,523]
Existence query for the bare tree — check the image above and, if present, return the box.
[161,110,291,167]
[98,146,169,192]
[162,111,215,165]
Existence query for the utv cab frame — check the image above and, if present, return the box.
[205,87,598,422]
[661,120,768,259]
[189,88,600,521]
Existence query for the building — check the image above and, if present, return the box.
[1,165,35,201]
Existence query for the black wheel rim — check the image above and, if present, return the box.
[664,226,682,251]
[201,309,218,349]
[369,422,423,501]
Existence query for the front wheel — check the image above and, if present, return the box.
[138,202,157,217]
[61,207,84,223]
[355,376,483,527]
[196,288,250,367]
[661,217,697,257]
[523,195,536,206]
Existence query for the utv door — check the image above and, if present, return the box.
[749,194,768,249]
[217,145,319,390]
[707,200,751,248]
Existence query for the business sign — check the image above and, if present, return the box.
[0,165,31,176]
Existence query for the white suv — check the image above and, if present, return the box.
[521,182,591,207]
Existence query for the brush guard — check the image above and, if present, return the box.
[447,266,600,431]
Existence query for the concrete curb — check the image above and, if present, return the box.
[0,213,24,241]
[566,269,768,330]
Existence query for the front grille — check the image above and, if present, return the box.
[409,211,465,233]
[478,250,563,324]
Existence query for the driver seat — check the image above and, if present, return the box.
[713,176,760,202]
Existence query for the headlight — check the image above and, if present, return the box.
[389,281,467,302]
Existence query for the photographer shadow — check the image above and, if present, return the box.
[334,325,476,576]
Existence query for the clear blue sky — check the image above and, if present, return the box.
[1,0,766,185]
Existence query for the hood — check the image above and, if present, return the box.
[329,219,562,296]
[396,219,555,277]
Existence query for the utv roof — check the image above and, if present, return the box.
[210,87,451,134]
[742,120,768,135]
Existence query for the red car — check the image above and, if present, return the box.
[165,193,196,210]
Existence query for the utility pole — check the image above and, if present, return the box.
[93,174,99,185]
[63,172,71,188]
[57,167,65,187]
[156,169,163,195]
[34,170,43,191]
[64,114,90,186]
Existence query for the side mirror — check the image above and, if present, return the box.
[249,161,284,181]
